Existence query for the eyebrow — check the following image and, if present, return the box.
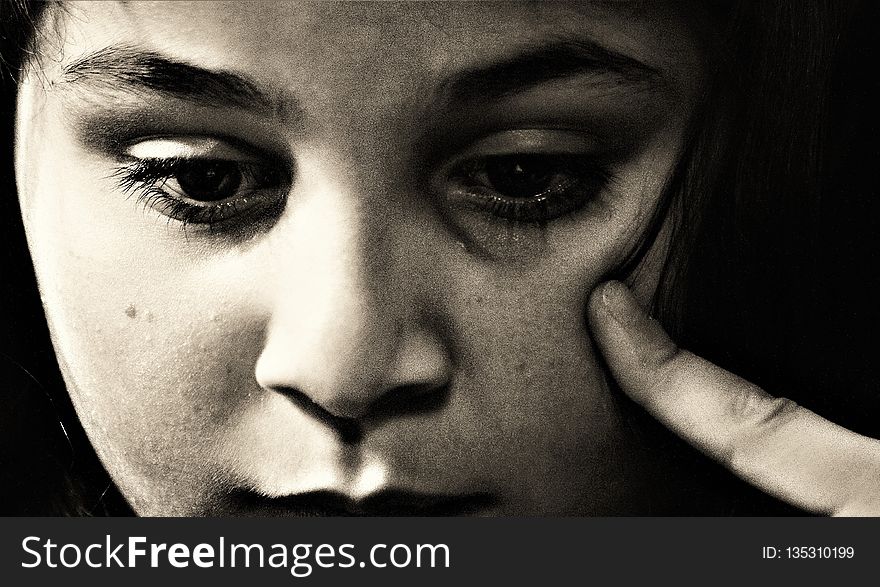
[59,45,296,119]
[435,38,663,105]
[58,39,661,118]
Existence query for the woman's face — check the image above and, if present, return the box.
[16,1,710,515]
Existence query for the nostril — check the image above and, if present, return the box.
[275,386,363,444]
[364,381,450,425]
[273,381,449,443]
[335,418,362,445]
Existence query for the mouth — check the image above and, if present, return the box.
[230,488,498,516]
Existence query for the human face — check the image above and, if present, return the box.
[16,1,711,515]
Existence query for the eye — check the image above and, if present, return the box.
[112,138,290,228]
[447,153,610,223]
[171,160,245,202]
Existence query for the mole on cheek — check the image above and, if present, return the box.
[125,304,137,319]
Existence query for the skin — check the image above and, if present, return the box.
[15,1,717,515]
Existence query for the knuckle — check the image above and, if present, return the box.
[640,341,683,397]
[642,332,680,371]
[734,392,800,430]
[726,395,801,470]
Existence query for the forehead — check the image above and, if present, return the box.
[49,1,708,95]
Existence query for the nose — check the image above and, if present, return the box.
[253,182,451,438]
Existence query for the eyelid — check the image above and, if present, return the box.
[448,129,601,161]
[435,129,604,184]
[126,136,263,162]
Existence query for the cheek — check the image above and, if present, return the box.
[22,154,271,512]
[440,263,637,512]
[377,204,665,513]
[454,294,626,514]
[404,153,673,511]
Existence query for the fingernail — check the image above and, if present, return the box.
[599,280,643,327]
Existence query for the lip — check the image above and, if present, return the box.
[230,489,498,516]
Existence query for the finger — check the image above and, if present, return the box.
[587,280,880,516]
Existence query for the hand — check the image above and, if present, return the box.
[587,280,880,516]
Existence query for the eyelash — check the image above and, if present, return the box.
[447,154,615,224]
[112,156,288,229]
[111,151,613,230]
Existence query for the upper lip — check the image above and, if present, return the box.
[231,488,497,516]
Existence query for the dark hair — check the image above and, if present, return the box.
[623,0,880,513]
[1,1,876,515]
[663,0,880,439]
[1,1,127,515]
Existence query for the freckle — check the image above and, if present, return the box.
[125,304,137,319]
[475,295,486,304]
[146,311,154,322]
[514,362,526,373]
[211,314,221,323]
